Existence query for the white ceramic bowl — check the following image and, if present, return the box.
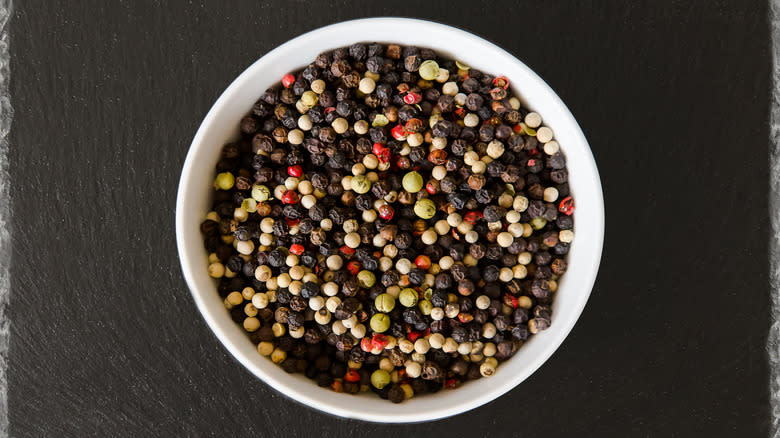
[176,17,604,423]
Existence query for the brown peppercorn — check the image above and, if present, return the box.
[388,385,405,403]
[386,44,402,59]
[330,59,350,77]
[489,87,508,100]
[384,106,399,122]
[457,279,475,296]
[341,191,356,207]
[252,134,274,154]
[274,307,290,324]
[310,229,326,245]
[469,242,486,259]
[235,176,252,191]
[421,361,443,381]
[388,348,408,367]
[270,148,287,165]
[290,296,307,312]
[272,126,288,143]
[506,279,523,295]
[542,231,559,248]
[380,225,398,241]
[551,258,568,275]
[529,317,551,334]
[319,127,337,143]
[398,191,414,205]
[342,71,360,88]
[530,279,551,299]
[495,340,517,360]
[467,174,486,191]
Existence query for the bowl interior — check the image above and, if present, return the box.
[176,17,604,423]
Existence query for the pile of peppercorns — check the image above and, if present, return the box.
[200,43,575,403]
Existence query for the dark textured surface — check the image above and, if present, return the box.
[8,1,771,436]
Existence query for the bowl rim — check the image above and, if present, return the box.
[176,16,604,423]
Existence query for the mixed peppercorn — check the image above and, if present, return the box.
[200,43,575,403]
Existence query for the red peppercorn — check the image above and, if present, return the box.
[454,107,466,117]
[289,244,304,255]
[360,338,373,352]
[373,143,391,163]
[407,331,421,342]
[331,379,343,393]
[463,211,483,224]
[513,124,523,133]
[458,313,473,323]
[527,159,536,167]
[391,124,408,140]
[324,106,337,114]
[423,328,431,337]
[492,76,509,90]
[378,204,394,221]
[281,190,298,204]
[340,246,355,256]
[285,218,300,227]
[404,118,423,133]
[527,148,539,156]
[287,165,303,177]
[428,149,447,165]
[345,370,361,382]
[282,74,296,88]
[559,196,575,215]
[444,378,458,389]
[347,260,362,276]
[504,293,519,309]
[425,181,438,195]
[403,92,422,105]
[414,255,431,270]
[371,334,389,350]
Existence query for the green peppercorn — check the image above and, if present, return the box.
[402,171,424,193]
[215,172,235,190]
[399,288,418,307]
[301,90,319,107]
[371,369,391,389]
[370,313,391,333]
[372,114,389,127]
[241,198,257,213]
[419,60,440,80]
[351,174,372,194]
[375,293,396,313]
[414,198,436,219]
[418,299,433,315]
[251,184,271,202]
[530,217,548,230]
[357,270,376,288]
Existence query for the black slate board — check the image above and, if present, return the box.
[8,1,771,436]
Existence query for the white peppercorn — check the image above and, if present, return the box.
[536,126,553,143]
[524,112,541,128]
[442,337,458,353]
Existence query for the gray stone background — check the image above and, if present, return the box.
[2,1,776,437]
